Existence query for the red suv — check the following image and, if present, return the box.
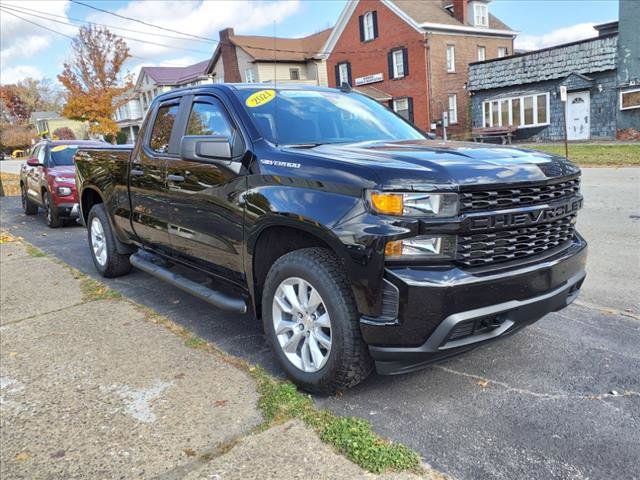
[20,140,105,227]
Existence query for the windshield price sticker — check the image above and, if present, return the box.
[51,145,69,152]
[246,90,276,108]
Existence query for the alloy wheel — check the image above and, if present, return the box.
[90,217,108,266]
[272,277,332,373]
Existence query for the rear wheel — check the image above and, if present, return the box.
[262,248,373,395]
[87,203,132,278]
[21,184,38,215]
[43,190,62,228]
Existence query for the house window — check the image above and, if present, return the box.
[482,93,550,128]
[498,47,508,58]
[393,97,413,122]
[360,11,378,42]
[474,3,488,27]
[337,62,351,86]
[245,69,255,83]
[448,94,458,124]
[391,49,406,79]
[446,45,455,72]
[620,88,640,110]
[289,68,300,80]
[477,46,486,61]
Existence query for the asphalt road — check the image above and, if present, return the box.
[0,159,24,175]
[1,167,638,480]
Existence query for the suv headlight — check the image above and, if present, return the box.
[369,191,458,217]
[54,176,75,184]
[385,235,456,260]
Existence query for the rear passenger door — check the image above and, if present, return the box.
[129,98,183,252]
[165,94,247,285]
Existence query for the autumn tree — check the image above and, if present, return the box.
[58,26,131,136]
[0,78,63,125]
[0,123,36,150]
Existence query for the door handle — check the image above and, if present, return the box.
[131,168,144,176]
[167,174,185,183]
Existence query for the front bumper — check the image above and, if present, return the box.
[362,235,587,375]
[55,202,80,218]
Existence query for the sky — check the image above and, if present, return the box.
[0,0,620,86]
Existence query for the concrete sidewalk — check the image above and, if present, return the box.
[0,237,432,480]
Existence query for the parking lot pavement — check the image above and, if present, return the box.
[1,167,639,480]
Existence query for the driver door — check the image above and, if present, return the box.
[166,94,247,285]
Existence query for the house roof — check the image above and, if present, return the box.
[468,34,618,91]
[30,111,59,123]
[230,28,332,62]
[322,0,516,58]
[140,59,210,86]
[392,0,512,31]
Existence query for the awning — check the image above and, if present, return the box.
[354,85,392,102]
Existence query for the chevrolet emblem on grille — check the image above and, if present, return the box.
[469,198,583,230]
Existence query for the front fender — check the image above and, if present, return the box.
[243,180,413,317]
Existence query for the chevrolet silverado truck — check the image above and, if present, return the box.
[75,84,587,394]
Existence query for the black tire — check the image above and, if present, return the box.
[43,190,62,228]
[87,203,132,278]
[262,248,373,395]
[21,184,38,215]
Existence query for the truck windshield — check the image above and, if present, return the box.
[237,88,424,146]
[49,145,78,166]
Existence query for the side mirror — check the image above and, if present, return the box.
[180,135,232,162]
[26,158,41,167]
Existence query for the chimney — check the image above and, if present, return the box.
[452,0,468,25]
[219,27,241,83]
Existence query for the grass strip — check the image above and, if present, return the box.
[519,144,640,167]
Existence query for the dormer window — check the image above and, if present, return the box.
[359,11,378,42]
[474,3,488,27]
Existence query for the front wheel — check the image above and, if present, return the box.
[262,248,373,395]
[43,190,62,228]
[87,203,132,278]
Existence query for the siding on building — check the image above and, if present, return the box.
[468,35,618,91]
[616,0,640,135]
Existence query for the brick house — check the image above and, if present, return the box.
[324,0,515,135]
[206,28,332,86]
[468,0,639,141]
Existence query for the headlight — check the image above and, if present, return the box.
[385,235,456,260]
[54,176,75,184]
[57,187,72,196]
[369,191,458,217]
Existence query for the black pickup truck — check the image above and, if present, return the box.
[75,84,587,394]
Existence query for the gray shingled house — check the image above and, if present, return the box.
[467,0,639,141]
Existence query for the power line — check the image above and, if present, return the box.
[70,0,218,43]
[1,2,216,44]
[0,8,178,66]
[0,5,212,55]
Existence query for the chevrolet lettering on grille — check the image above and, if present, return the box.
[469,198,583,231]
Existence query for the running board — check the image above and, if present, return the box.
[129,252,247,314]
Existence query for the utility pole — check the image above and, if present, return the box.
[560,85,569,160]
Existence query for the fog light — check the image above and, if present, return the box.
[57,187,72,196]
[385,235,456,260]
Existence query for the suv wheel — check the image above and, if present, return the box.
[43,190,62,228]
[262,248,373,395]
[21,184,38,215]
[87,203,132,278]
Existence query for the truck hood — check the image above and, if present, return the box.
[304,140,580,189]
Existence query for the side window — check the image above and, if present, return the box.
[149,104,179,154]
[186,100,233,140]
[37,146,47,164]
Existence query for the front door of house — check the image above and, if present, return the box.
[566,91,590,140]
